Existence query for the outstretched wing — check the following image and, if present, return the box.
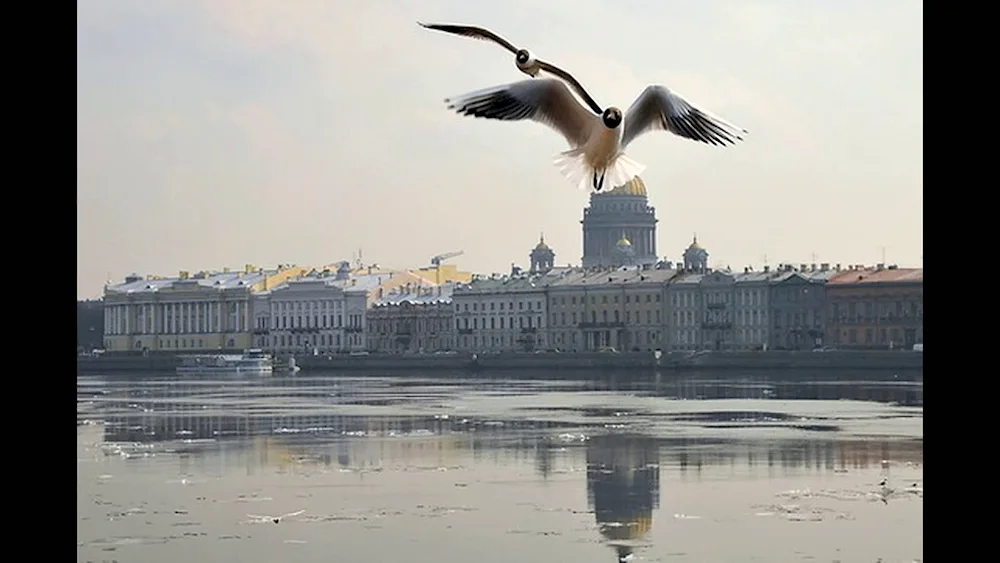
[622,85,747,148]
[418,22,519,55]
[281,510,305,518]
[536,60,602,115]
[445,78,597,147]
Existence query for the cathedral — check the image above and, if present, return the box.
[580,177,659,268]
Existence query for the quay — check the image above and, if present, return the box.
[77,349,923,375]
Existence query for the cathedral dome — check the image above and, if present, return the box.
[616,234,632,248]
[601,176,647,197]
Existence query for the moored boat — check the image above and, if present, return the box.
[176,348,273,375]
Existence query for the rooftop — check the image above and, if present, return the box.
[828,267,923,285]
[373,282,455,307]
[106,270,275,294]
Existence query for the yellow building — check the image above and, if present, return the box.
[102,264,309,354]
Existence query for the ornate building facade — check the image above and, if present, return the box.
[581,177,659,268]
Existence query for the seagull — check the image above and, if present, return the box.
[445,77,747,192]
[877,478,892,504]
[418,22,603,115]
[246,509,305,524]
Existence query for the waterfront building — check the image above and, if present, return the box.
[825,265,923,349]
[368,282,455,353]
[254,266,367,355]
[451,269,562,352]
[768,263,841,350]
[102,264,310,353]
[581,177,659,268]
[548,267,676,352]
[731,271,773,351]
[255,262,438,354]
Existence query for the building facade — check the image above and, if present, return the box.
[581,177,659,268]
[451,271,559,352]
[548,267,675,352]
[825,266,923,349]
[102,265,310,354]
[768,264,839,350]
[367,283,455,353]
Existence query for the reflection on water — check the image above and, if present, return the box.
[78,372,922,562]
[586,434,659,562]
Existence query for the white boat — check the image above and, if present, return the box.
[176,349,273,375]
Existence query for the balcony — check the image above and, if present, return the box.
[457,328,473,335]
[288,327,320,334]
[252,328,270,335]
[701,321,733,330]
[345,327,364,334]
[706,302,726,310]
[520,327,538,334]
[578,322,626,329]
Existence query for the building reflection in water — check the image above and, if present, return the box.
[586,433,659,563]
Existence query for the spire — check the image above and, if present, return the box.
[539,232,545,244]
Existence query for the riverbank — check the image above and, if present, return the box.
[76,349,923,375]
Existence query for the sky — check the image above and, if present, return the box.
[77,0,923,299]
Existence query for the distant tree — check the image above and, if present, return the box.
[77,299,104,350]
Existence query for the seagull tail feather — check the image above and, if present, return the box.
[553,150,646,193]
[604,152,646,191]
[553,148,593,192]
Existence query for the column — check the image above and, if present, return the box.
[218,302,223,333]
[243,300,249,333]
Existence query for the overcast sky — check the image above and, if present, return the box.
[77,0,922,299]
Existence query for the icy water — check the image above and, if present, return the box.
[77,371,923,563]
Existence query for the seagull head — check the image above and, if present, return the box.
[515,49,539,76]
[602,107,623,129]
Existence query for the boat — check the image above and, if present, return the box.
[176,348,273,375]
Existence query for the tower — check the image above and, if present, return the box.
[529,233,556,273]
[682,234,709,272]
[581,177,658,268]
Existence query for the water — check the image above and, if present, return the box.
[78,371,923,562]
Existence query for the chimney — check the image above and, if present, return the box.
[876,263,885,270]
[179,270,190,280]
[378,288,383,299]
[763,265,770,273]
[835,263,841,271]
[820,263,830,271]
[810,263,817,272]
[223,267,230,273]
[244,264,253,273]
[800,264,807,271]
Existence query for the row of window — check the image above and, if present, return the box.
[456,300,542,312]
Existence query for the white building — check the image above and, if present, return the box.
[253,263,438,354]
[451,270,565,352]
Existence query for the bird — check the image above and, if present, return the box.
[418,22,603,115]
[877,478,892,504]
[444,77,747,192]
[246,509,305,524]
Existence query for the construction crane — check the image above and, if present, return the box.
[430,250,464,267]
[429,251,464,284]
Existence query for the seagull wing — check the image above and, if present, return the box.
[281,510,305,518]
[446,78,597,148]
[418,22,519,55]
[622,85,747,148]
[246,514,268,520]
[535,60,602,115]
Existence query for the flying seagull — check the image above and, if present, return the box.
[445,77,747,192]
[418,22,603,115]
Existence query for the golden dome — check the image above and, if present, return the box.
[688,234,703,250]
[602,176,647,197]
[616,234,632,247]
[534,233,550,250]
